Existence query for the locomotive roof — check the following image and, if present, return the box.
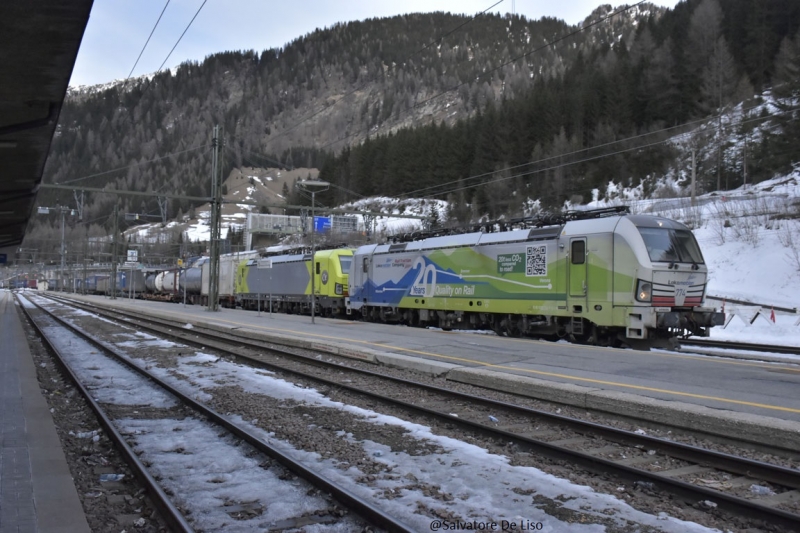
[244,247,352,265]
[364,225,565,254]
[246,253,309,265]
[560,215,624,235]
[376,205,631,249]
[626,214,692,230]
[358,211,694,255]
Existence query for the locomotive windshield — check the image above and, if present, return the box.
[339,256,353,274]
[637,227,704,264]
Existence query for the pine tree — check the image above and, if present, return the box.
[768,28,800,174]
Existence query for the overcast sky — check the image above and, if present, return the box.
[70,0,682,87]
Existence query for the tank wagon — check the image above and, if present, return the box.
[157,269,180,300]
[139,269,181,301]
[347,207,723,347]
[179,258,206,304]
[178,252,260,306]
[236,248,353,316]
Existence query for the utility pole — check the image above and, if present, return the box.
[60,208,66,290]
[716,57,723,193]
[73,190,85,220]
[297,179,329,324]
[157,196,168,225]
[82,226,88,294]
[363,213,375,242]
[207,125,221,312]
[743,134,748,188]
[691,149,696,207]
[111,201,118,299]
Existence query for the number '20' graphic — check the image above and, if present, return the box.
[410,257,437,297]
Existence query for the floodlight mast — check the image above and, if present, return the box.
[297,180,329,324]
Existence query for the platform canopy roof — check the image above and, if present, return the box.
[0,1,94,261]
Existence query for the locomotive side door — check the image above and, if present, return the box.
[361,254,371,303]
[313,254,326,296]
[568,238,587,312]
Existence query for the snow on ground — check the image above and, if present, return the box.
[22,294,723,531]
[98,327,719,533]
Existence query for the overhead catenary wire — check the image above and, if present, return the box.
[157,0,208,73]
[394,83,800,200]
[113,0,205,105]
[61,144,211,185]
[54,0,211,189]
[124,0,172,86]
[417,103,800,202]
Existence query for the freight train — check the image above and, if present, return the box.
[347,207,724,348]
[63,206,723,347]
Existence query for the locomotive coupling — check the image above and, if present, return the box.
[656,307,725,329]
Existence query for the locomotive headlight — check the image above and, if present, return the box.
[636,280,652,302]
[335,283,343,295]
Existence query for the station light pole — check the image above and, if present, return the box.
[296,180,329,324]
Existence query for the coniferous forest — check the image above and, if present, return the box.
[30,0,800,247]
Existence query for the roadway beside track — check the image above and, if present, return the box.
[58,293,800,451]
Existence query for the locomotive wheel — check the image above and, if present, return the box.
[500,316,520,337]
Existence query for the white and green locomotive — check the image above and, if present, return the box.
[347,207,723,347]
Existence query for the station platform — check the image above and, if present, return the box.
[1,290,90,533]
[55,293,800,451]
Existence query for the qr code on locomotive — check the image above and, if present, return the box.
[526,245,547,277]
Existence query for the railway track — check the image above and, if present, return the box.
[20,293,413,532]
[679,337,800,356]
[43,294,800,531]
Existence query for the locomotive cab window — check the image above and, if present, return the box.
[571,240,586,264]
[315,262,321,275]
[339,256,352,274]
[638,227,704,264]
[362,257,369,273]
